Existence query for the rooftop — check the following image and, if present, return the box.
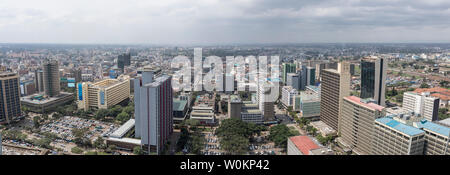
[21,92,73,104]
[110,119,135,138]
[345,96,384,111]
[414,120,450,137]
[289,136,320,155]
[376,117,424,137]
[173,99,187,112]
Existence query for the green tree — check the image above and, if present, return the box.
[420,83,430,88]
[133,146,145,155]
[268,124,295,148]
[116,112,130,124]
[93,136,106,149]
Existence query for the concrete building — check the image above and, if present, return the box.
[34,70,44,93]
[257,81,275,120]
[286,73,300,90]
[42,60,61,97]
[133,69,156,138]
[403,92,439,121]
[372,117,425,155]
[299,92,321,120]
[133,70,155,138]
[77,75,130,111]
[413,120,450,155]
[281,86,298,108]
[228,95,242,119]
[0,72,21,124]
[190,93,216,125]
[136,75,173,154]
[228,95,263,124]
[301,66,316,89]
[319,62,351,131]
[173,99,188,124]
[340,96,385,155]
[21,92,74,113]
[360,57,387,106]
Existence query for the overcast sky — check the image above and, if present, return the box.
[1,0,450,44]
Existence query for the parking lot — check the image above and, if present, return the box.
[40,116,117,142]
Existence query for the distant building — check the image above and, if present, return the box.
[77,75,130,111]
[42,60,61,97]
[360,57,387,106]
[34,70,44,93]
[0,72,21,124]
[286,73,300,90]
[319,62,351,132]
[282,63,296,84]
[117,53,131,71]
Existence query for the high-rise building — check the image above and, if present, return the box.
[42,60,61,97]
[372,117,425,155]
[360,57,387,106]
[228,95,242,119]
[118,53,131,71]
[133,70,154,138]
[258,81,275,121]
[72,68,82,83]
[77,75,130,111]
[319,62,350,131]
[34,70,44,92]
[340,96,384,155]
[286,73,300,90]
[136,75,173,154]
[282,63,296,84]
[0,72,21,124]
[403,92,439,121]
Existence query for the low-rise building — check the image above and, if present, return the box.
[287,136,334,155]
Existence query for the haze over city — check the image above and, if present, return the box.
[1,0,450,44]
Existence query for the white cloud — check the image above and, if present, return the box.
[0,0,449,44]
